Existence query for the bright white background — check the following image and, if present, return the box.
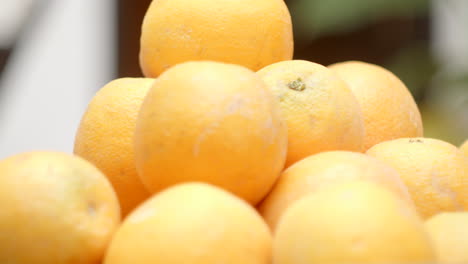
[0,0,115,158]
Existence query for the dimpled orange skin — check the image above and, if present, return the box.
[74,78,154,217]
[257,60,365,167]
[134,61,288,205]
[0,152,120,264]
[273,181,435,264]
[366,137,468,219]
[258,151,413,231]
[139,0,294,77]
[329,61,423,150]
[104,182,272,264]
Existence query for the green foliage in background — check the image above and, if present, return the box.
[386,44,467,145]
[290,0,429,39]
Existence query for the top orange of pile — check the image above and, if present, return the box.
[139,0,294,77]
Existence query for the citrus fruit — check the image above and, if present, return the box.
[140,0,294,77]
[257,60,365,167]
[273,181,435,264]
[134,61,287,205]
[258,151,412,230]
[460,139,468,156]
[74,78,154,216]
[0,151,120,264]
[425,212,468,263]
[366,137,468,218]
[104,182,272,264]
[329,61,423,150]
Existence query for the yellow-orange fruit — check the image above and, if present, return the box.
[425,212,468,263]
[104,182,272,264]
[367,137,468,218]
[74,78,154,217]
[257,60,365,167]
[0,151,120,264]
[329,61,423,150]
[140,0,294,77]
[134,61,288,205]
[273,181,435,264]
[258,151,412,230]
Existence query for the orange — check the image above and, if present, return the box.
[329,61,423,150]
[134,61,288,205]
[257,60,365,167]
[425,212,468,263]
[366,137,468,218]
[258,151,412,230]
[139,0,293,77]
[460,139,468,156]
[273,181,435,264]
[0,151,120,264]
[74,78,154,217]
[104,182,272,264]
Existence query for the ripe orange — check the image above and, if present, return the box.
[258,151,412,230]
[257,60,365,167]
[74,78,154,217]
[104,182,272,264]
[425,212,468,263]
[329,61,423,150]
[139,0,294,77]
[367,137,468,218]
[273,181,435,264]
[0,151,120,264]
[460,139,468,156]
[134,61,288,205]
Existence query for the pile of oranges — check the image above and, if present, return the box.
[1,1,467,263]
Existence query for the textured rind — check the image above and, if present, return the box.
[367,137,468,218]
[0,151,120,264]
[329,61,423,150]
[74,78,154,216]
[258,150,412,230]
[258,60,365,167]
[273,182,435,264]
[140,0,294,77]
[104,183,272,264]
[134,61,288,205]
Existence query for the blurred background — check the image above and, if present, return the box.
[0,0,467,158]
